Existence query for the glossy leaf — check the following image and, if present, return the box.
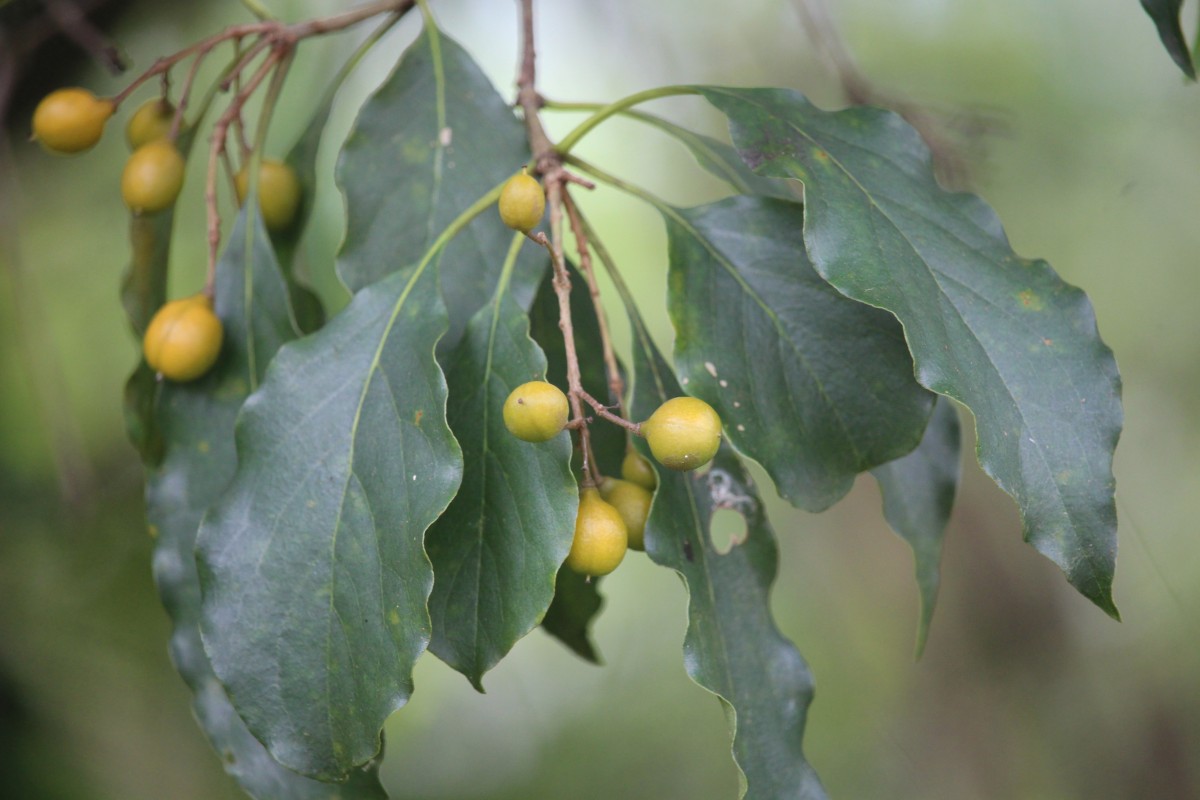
[337,25,540,348]
[148,208,385,798]
[666,195,934,511]
[1140,0,1196,79]
[426,284,577,689]
[196,254,462,780]
[700,87,1122,616]
[872,397,961,657]
[626,301,825,799]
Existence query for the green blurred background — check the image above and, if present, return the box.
[2,1,1198,798]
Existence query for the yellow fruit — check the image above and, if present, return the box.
[125,98,176,150]
[32,88,114,154]
[143,294,223,382]
[503,380,569,442]
[235,159,302,232]
[122,140,186,213]
[621,451,658,491]
[642,396,722,471]
[600,478,652,551]
[497,170,545,232]
[565,488,628,576]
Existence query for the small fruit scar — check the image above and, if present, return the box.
[719,379,728,388]
[414,409,424,425]
[439,127,452,146]
[704,361,718,378]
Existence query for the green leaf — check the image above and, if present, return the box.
[627,111,799,201]
[196,252,463,779]
[149,208,386,798]
[528,261,626,478]
[1139,0,1197,80]
[540,565,604,664]
[700,87,1122,617]
[871,397,961,657]
[425,281,577,689]
[665,195,934,511]
[336,25,540,347]
[625,303,825,800]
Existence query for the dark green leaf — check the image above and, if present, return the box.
[425,285,577,689]
[1140,0,1197,80]
[665,195,934,511]
[701,87,1122,617]
[336,25,540,348]
[149,208,385,798]
[871,397,961,657]
[626,302,825,800]
[528,262,625,478]
[540,566,604,664]
[196,253,462,780]
[626,110,799,201]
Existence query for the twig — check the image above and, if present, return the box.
[562,189,625,411]
[43,0,127,74]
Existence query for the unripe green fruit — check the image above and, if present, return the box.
[503,380,569,442]
[600,478,652,551]
[621,451,658,491]
[235,159,302,232]
[125,98,175,150]
[32,88,114,154]
[565,488,628,576]
[497,170,545,232]
[143,294,223,382]
[122,140,186,213]
[642,396,722,471]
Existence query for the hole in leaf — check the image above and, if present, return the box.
[709,507,746,555]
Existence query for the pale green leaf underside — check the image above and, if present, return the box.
[699,87,1122,616]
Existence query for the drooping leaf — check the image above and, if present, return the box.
[625,110,799,201]
[700,87,1122,616]
[528,261,625,478]
[625,299,825,799]
[148,207,386,798]
[871,397,961,657]
[540,565,604,664]
[1139,0,1197,80]
[336,24,541,347]
[665,195,934,511]
[196,252,463,780]
[425,281,577,689]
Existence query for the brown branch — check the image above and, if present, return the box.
[43,0,127,74]
[562,188,625,411]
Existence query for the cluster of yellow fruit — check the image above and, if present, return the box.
[32,87,306,383]
[503,380,721,576]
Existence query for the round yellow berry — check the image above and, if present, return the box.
[565,488,628,576]
[32,88,114,154]
[497,170,545,232]
[122,140,186,214]
[143,294,223,382]
[600,478,652,551]
[621,450,658,491]
[235,159,302,232]
[642,396,722,471]
[125,98,176,150]
[503,380,569,442]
